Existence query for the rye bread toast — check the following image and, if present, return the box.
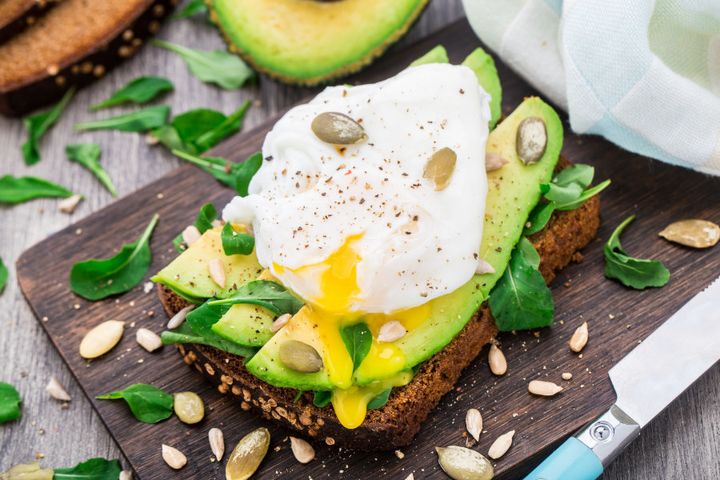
[0,0,60,44]
[156,164,600,450]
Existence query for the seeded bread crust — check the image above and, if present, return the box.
[0,0,60,45]
[157,186,600,450]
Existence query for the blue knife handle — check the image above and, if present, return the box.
[523,437,603,480]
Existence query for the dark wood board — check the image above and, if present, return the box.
[16,19,720,479]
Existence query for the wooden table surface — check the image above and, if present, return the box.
[0,2,717,478]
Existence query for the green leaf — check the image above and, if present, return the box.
[552,164,594,189]
[221,223,255,256]
[171,150,262,196]
[541,181,584,205]
[173,0,207,18]
[150,124,187,152]
[0,382,21,424]
[193,101,250,153]
[312,391,332,408]
[523,201,556,236]
[0,256,7,294]
[69,214,159,300]
[54,458,122,479]
[233,152,263,197]
[65,143,117,196]
[604,215,670,289]
[339,322,372,371]
[367,388,392,410]
[489,237,554,331]
[173,108,227,145]
[173,202,218,252]
[152,39,254,89]
[96,384,173,424]
[90,76,173,110]
[21,88,75,165]
[556,179,611,211]
[0,175,73,204]
[161,321,257,358]
[186,301,231,338]
[75,105,170,132]
[208,280,303,315]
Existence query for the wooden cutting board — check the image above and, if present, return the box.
[16,19,720,479]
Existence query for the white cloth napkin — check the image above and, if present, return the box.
[463,0,720,176]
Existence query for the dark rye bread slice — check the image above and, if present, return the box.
[0,0,61,44]
[157,180,601,450]
[0,0,176,116]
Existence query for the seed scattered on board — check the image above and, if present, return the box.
[161,444,187,470]
[658,219,719,249]
[209,428,225,461]
[465,408,483,442]
[174,392,205,424]
[488,430,515,460]
[436,445,493,480]
[568,322,589,353]
[226,428,270,480]
[488,343,507,376]
[528,380,563,397]
[136,328,162,353]
[290,436,315,464]
[58,194,84,214]
[79,320,125,359]
[562,372,573,381]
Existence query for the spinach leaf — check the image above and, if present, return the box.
[21,88,75,165]
[185,301,231,338]
[161,321,257,358]
[96,384,173,424]
[340,322,372,371]
[193,101,250,152]
[0,256,7,294]
[173,202,217,252]
[172,150,262,196]
[367,388,392,410]
[75,105,170,132]
[172,108,227,145]
[90,76,173,110]
[524,201,556,236]
[209,280,303,315]
[0,175,73,204]
[70,214,159,300]
[312,391,332,408]
[604,215,670,289]
[221,222,255,255]
[152,40,254,89]
[173,0,207,18]
[556,179,611,211]
[0,382,21,424]
[488,237,554,331]
[54,458,122,479]
[65,143,117,196]
[552,164,594,188]
[151,124,186,151]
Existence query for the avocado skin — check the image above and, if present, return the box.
[207,0,430,86]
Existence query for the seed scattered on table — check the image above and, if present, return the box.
[569,322,589,353]
[488,343,507,376]
[488,430,515,460]
[290,436,315,464]
[161,444,187,470]
[465,408,483,442]
[528,380,563,397]
[46,377,71,402]
[174,392,204,424]
[136,328,162,353]
[209,427,225,461]
[79,320,125,359]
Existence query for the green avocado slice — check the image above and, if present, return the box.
[462,47,503,129]
[409,45,449,66]
[211,304,275,347]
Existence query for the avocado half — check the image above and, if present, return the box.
[208,0,430,85]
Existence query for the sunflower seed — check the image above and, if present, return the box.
[404,475,414,480]
[46,377,71,402]
[488,343,507,376]
[119,471,132,480]
[423,147,457,191]
[568,322,588,353]
[290,436,315,464]
[311,112,367,145]
[136,328,162,353]
[561,372,573,381]
[58,194,84,214]
[488,430,515,460]
[226,427,270,480]
[167,305,194,330]
[161,444,187,470]
[79,320,125,359]
[207,258,226,288]
[659,219,720,249]
[181,225,202,246]
[271,313,291,333]
[465,408,483,442]
[436,446,494,480]
[475,258,495,275]
[528,380,563,397]
[209,428,225,461]
[516,117,547,165]
[174,392,205,424]
[485,152,508,172]
[377,320,407,343]
[279,340,323,373]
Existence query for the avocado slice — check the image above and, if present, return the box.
[462,47,503,129]
[211,304,275,347]
[209,0,429,85]
[409,45,449,66]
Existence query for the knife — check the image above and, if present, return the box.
[524,275,720,480]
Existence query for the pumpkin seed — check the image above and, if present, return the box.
[465,408,483,442]
[436,446,494,480]
[528,380,563,397]
[290,436,315,464]
[0,462,54,479]
[136,328,163,353]
[311,112,367,145]
[173,391,205,424]
[488,430,515,460]
[79,320,125,359]
[209,427,225,461]
[161,444,187,470]
[167,305,194,330]
[516,117,547,165]
[659,219,720,249]
[46,376,71,402]
[423,147,457,191]
[279,340,323,373]
[377,320,407,343]
[226,427,270,480]
[488,343,507,376]
[485,152,508,172]
[568,322,589,353]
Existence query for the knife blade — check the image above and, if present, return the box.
[524,275,720,480]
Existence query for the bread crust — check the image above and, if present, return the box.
[158,190,600,450]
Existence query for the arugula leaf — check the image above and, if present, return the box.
[54,458,122,479]
[312,391,332,408]
[75,105,170,132]
[172,108,227,145]
[161,321,257,358]
[524,201,556,236]
[173,0,207,18]
[96,384,173,424]
[150,124,186,151]
[556,179,611,211]
[0,382,21,424]
[172,150,262,196]
[0,256,7,294]
[208,280,303,315]
[604,215,670,289]
[21,88,75,165]
[221,223,255,255]
[152,39,254,89]
[553,164,595,188]
[367,388,392,410]
[185,301,231,338]
[90,76,173,110]
[69,214,159,300]
[173,202,217,252]
[65,143,117,196]
[489,237,554,331]
[0,175,73,204]
[193,101,251,152]
[340,323,372,371]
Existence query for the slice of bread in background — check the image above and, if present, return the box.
[0,0,61,44]
[0,0,176,116]
[157,165,601,450]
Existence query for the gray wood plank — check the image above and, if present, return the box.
[0,2,717,478]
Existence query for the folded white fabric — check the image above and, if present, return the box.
[463,0,720,176]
